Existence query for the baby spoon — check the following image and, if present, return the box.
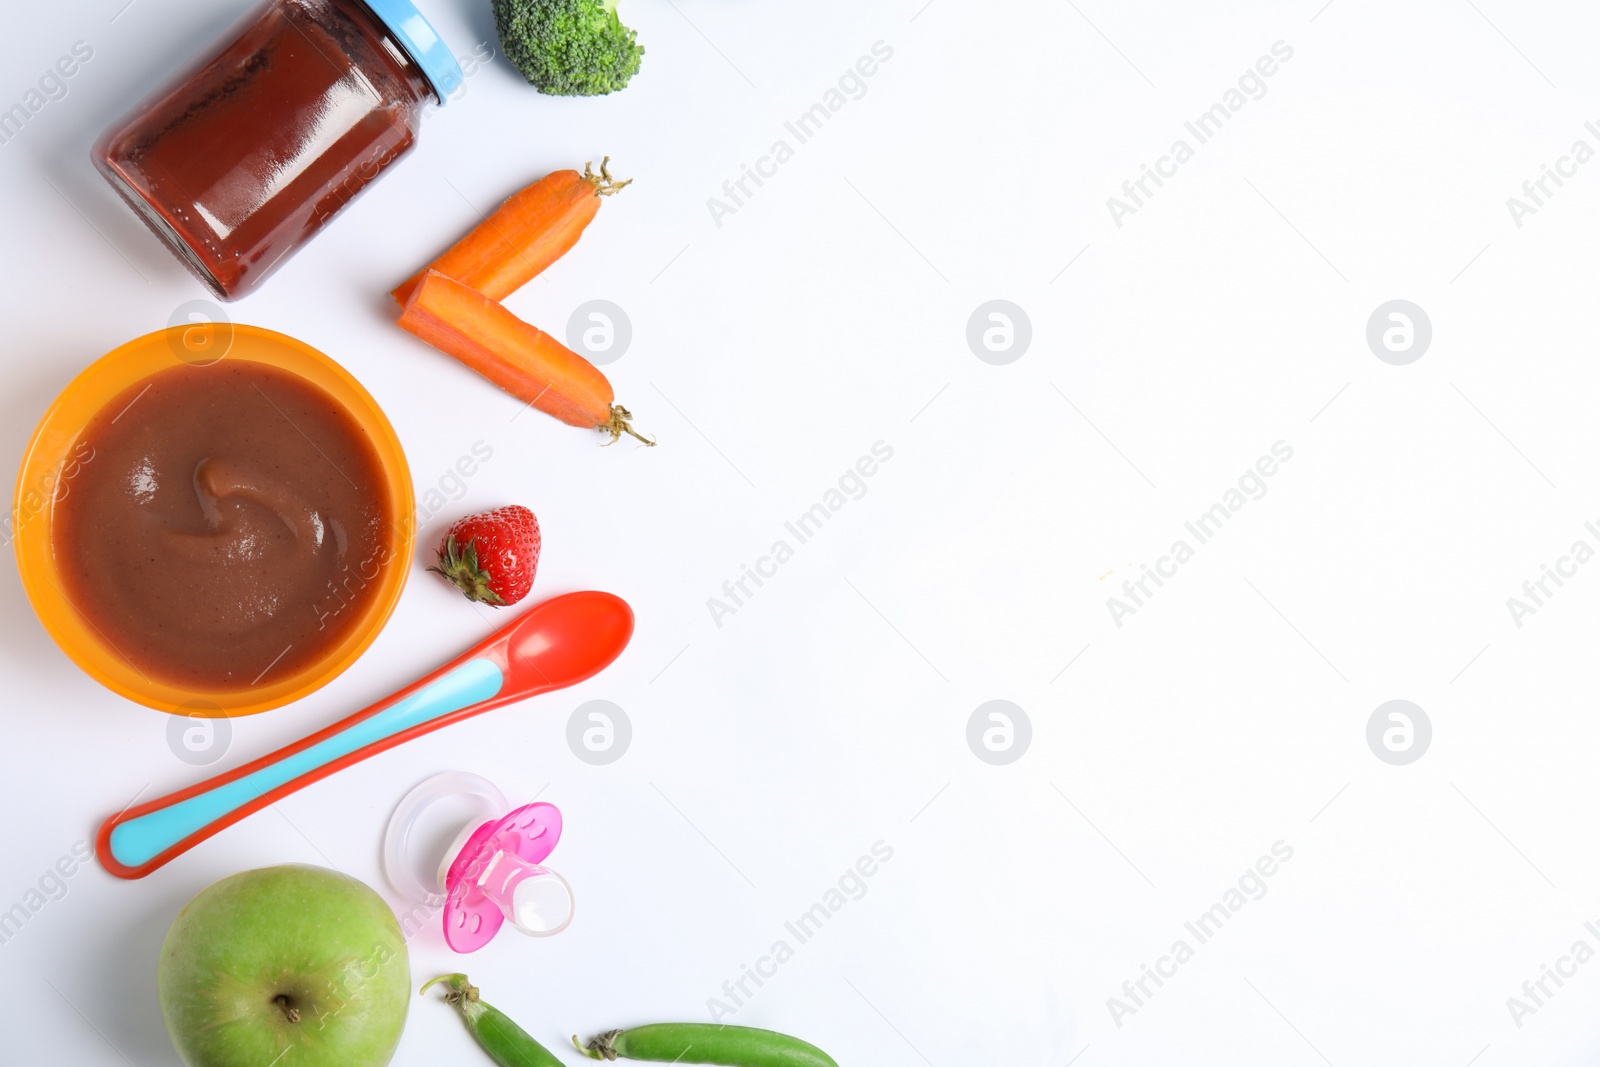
[95,590,634,879]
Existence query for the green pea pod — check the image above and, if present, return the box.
[573,1023,839,1067]
[422,974,564,1067]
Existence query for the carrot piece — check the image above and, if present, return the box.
[392,159,630,307]
[398,270,652,445]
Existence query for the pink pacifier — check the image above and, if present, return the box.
[383,772,574,953]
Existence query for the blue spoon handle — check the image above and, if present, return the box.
[99,659,505,878]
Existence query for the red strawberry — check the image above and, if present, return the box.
[429,505,540,606]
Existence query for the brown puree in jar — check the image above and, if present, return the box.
[53,361,393,691]
[93,0,436,299]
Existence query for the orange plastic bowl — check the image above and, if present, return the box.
[13,324,414,716]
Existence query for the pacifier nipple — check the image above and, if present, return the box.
[475,849,574,937]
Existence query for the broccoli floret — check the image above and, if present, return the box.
[492,0,644,97]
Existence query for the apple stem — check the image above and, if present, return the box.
[273,995,301,1024]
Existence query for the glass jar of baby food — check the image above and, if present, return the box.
[92,0,461,300]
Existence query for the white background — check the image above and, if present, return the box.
[4,0,1600,1063]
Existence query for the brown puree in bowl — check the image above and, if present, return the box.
[53,361,393,691]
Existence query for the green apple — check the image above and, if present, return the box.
[158,864,410,1067]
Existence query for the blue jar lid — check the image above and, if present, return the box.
[361,0,464,103]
